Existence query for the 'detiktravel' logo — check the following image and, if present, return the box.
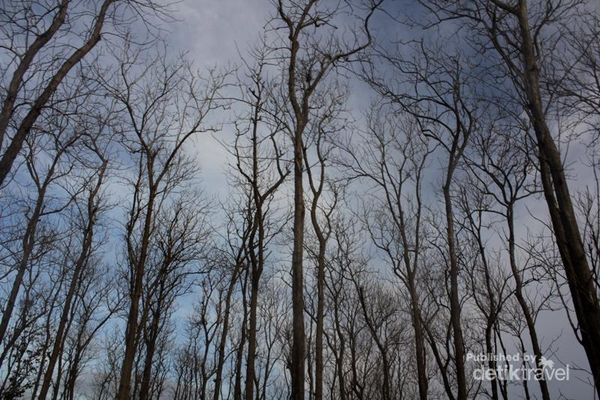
[468,352,570,382]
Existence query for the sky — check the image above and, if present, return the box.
[157,1,595,398]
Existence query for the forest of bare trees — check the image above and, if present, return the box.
[0,0,599,399]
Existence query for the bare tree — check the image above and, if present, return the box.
[366,44,482,399]
[210,205,250,400]
[100,47,224,399]
[0,0,164,187]
[301,81,346,400]
[0,93,90,348]
[458,190,511,400]
[338,103,433,400]
[36,145,109,400]
[271,1,382,396]
[466,119,556,399]
[231,48,290,400]
[419,0,600,392]
[135,194,211,400]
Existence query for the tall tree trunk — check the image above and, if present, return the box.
[476,215,500,400]
[291,123,306,400]
[37,163,106,400]
[234,269,249,400]
[0,149,61,345]
[408,280,428,400]
[0,200,42,345]
[305,144,328,400]
[139,300,163,400]
[506,206,550,400]
[117,190,156,400]
[332,304,346,400]
[398,190,428,400]
[355,285,391,400]
[314,242,325,400]
[516,1,600,394]
[213,263,242,400]
[443,182,467,400]
[245,269,260,400]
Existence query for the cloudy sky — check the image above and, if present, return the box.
[157,1,594,398]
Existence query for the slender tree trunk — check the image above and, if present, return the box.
[516,2,600,394]
[305,152,328,400]
[398,203,428,400]
[330,281,346,400]
[355,285,391,400]
[291,123,306,400]
[424,320,455,400]
[407,280,428,400]
[314,243,325,400]
[38,164,105,400]
[0,208,41,345]
[245,270,260,400]
[334,337,346,400]
[117,265,143,400]
[494,323,510,400]
[117,192,156,400]
[443,182,467,400]
[139,303,162,400]
[245,107,268,400]
[64,354,80,400]
[213,263,241,400]
[37,245,87,400]
[50,351,64,400]
[0,161,55,344]
[485,323,499,400]
[234,270,249,400]
[477,221,499,400]
[31,284,63,399]
[506,207,551,400]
